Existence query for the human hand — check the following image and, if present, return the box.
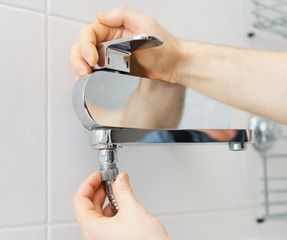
[72,172,169,240]
[70,6,183,83]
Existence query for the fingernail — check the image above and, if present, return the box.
[78,69,85,76]
[119,173,129,183]
[97,11,108,17]
[85,54,93,65]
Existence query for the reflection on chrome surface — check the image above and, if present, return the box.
[72,35,252,150]
[89,128,252,146]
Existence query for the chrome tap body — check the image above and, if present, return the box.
[72,35,253,214]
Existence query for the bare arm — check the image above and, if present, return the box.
[172,41,287,124]
[71,6,287,125]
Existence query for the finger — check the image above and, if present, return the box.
[72,172,103,224]
[92,182,106,214]
[113,173,142,211]
[79,23,110,66]
[76,171,102,199]
[103,204,116,217]
[70,43,92,77]
[96,6,150,33]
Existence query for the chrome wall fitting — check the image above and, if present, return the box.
[249,116,287,223]
[73,35,253,213]
[249,116,282,153]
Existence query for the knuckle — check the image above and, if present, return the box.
[118,5,128,12]
[147,15,157,25]
[79,26,89,39]
[118,184,130,193]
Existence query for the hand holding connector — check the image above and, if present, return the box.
[73,171,170,240]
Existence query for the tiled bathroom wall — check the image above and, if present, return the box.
[0,0,287,239]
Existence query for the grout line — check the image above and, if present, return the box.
[152,205,261,218]
[48,13,91,25]
[49,221,78,226]
[45,0,49,240]
[0,2,45,15]
[0,206,260,230]
[0,221,78,231]
[0,223,46,231]
[0,2,91,25]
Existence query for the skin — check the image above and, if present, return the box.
[71,6,186,129]
[73,172,169,240]
[71,7,287,125]
[71,6,287,240]
[176,41,287,125]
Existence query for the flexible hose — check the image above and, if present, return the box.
[105,180,119,213]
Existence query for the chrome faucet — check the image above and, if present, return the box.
[72,35,253,213]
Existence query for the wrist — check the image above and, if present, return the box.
[166,39,193,86]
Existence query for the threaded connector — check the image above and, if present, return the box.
[97,147,120,214]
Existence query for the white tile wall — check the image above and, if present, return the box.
[119,145,245,214]
[157,210,244,240]
[0,226,46,240]
[48,0,241,45]
[243,209,287,239]
[1,0,287,239]
[49,223,82,240]
[48,17,98,222]
[0,0,45,12]
[0,5,46,227]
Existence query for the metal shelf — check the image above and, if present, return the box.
[249,116,287,223]
[258,152,287,222]
[262,189,287,193]
[249,0,287,38]
[261,177,287,180]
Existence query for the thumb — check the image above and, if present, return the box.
[113,173,141,211]
[96,6,150,33]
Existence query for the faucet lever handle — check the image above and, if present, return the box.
[96,35,163,73]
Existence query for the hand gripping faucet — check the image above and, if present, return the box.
[72,35,253,213]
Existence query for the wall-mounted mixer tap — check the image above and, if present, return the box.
[72,35,253,214]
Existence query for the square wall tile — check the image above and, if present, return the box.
[119,144,245,215]
[241,148,262,207]
[49,0,241,45]
[0,226,46,240]
[49,223,82,240]
[48,17,97,222]
[0,0,45,12]
[157,210,244,240]
[0,6,46,226]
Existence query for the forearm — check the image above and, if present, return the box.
[122,78,186,129]
[174,40,287,124]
